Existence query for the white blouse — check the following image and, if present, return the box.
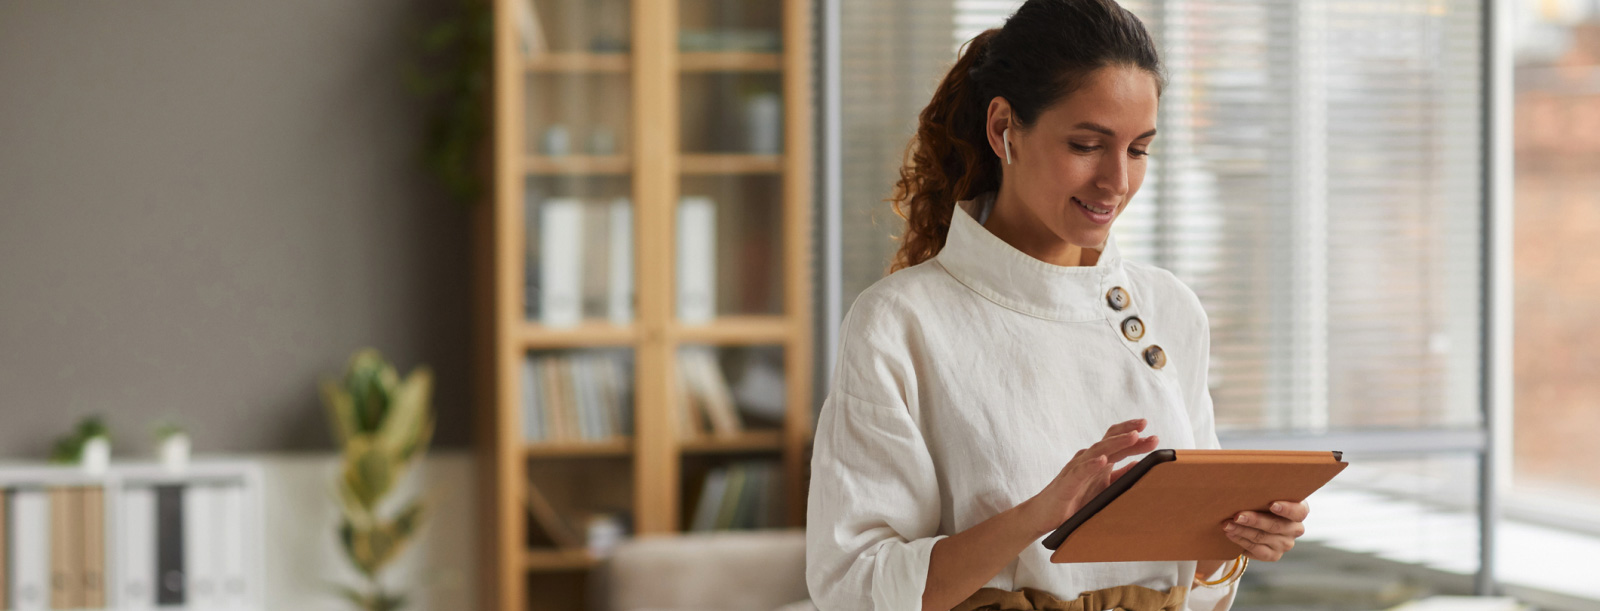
[805,193,1239,611]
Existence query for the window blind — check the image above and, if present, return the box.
[837,0,1485,434]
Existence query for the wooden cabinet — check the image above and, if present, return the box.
[478,0,811,608]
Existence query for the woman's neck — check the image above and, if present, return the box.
[982,188,1101,267]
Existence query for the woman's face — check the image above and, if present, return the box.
[988,65,1159,252]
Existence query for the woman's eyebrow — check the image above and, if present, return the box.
[1073,122,1158,140]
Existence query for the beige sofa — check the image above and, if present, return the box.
[594,529,816,611]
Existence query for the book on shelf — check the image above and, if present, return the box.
[82,487,106,609]
[155,485,185,606]
[523,352,634,444]
[538,198,584,327]
[676,348,741,440]
[676,196,717,324]
[120,486,157,611]
[688,461,783,532]
[607,198,633,325]
[13,488,48,611]
[1,489,7,611]
[530,196,634,327]
[515,0,549,57]
[49,487,83,610]
[523,481,582,549]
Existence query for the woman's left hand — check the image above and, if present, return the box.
[1222,500,1309,562]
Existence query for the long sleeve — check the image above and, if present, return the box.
[805,388,948,611]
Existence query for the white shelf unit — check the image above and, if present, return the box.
[0,460,264,611]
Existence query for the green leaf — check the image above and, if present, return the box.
[341,437,393,510]
[322,381,360,446]
[379,367,434,464]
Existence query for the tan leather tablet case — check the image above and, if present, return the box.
[1049,449,1347,563]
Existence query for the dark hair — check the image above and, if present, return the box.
[888,0,1165,272]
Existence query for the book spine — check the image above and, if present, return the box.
[607,199,634,324]
[154,485,184,607]
[676,197,717,323]
[539,198,585,327]
[521,357,544,443]
[119,486,156,611]
[81,487,105,609]
[11,489,48,611]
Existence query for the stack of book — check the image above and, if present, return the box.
[687,461,784,532]
[522,351,634,443]
[675,347,742,440]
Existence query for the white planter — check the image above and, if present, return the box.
[160,433,190,471]
[80,436,110,475]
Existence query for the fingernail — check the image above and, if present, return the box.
[1224,524,1236,533]
[1272,502,1284,513]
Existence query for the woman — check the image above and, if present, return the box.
[804,1,1312,610]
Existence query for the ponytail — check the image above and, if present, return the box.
[887,29,1002,273]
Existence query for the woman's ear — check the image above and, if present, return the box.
[986,97,1014,165]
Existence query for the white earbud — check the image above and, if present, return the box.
[1003,128,1014,165]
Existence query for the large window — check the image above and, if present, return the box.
[827,0,1531,604]
[1509,0,1600,532]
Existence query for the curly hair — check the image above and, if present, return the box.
[887,0,1165,273]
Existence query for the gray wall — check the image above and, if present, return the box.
[0,0,474,456]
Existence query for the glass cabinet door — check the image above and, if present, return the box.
[520,0,635,328]
[675,0,786,323]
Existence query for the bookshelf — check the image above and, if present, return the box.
[479,0,812,609]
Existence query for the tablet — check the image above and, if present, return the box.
[1041,449,1346,563]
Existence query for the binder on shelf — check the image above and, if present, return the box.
[1043,449,1348,563]
[48,487,83,610]
[81,487,105,609]
[607,198,634,325]
[1,489,7,611]
[219,484,249,609]
[119,486,157,611]
[185,485,222,609]
[538,198,584,328]
[676,196,717,324]
[11,488,49,611]
[580,203,612,319]
[154,485,185,606]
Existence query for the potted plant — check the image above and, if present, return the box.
[50,415,111,474]
[319,348,436,611]
[155,421,190,471]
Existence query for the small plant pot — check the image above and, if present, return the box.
[160,433,190,471]
[80,436,111,475]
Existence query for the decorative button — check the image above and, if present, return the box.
[1120,316,1145,341]
[1106,287,1131,311]
[1143,345,1167,369]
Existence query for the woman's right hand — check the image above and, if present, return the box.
[1019,418,1160,537]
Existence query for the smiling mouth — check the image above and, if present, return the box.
[1073,197,1112,215]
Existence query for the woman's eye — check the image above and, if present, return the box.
[1130,149,1150,158]
[1070,143,1098,153]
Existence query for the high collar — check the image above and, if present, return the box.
[934,192,1128,322]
